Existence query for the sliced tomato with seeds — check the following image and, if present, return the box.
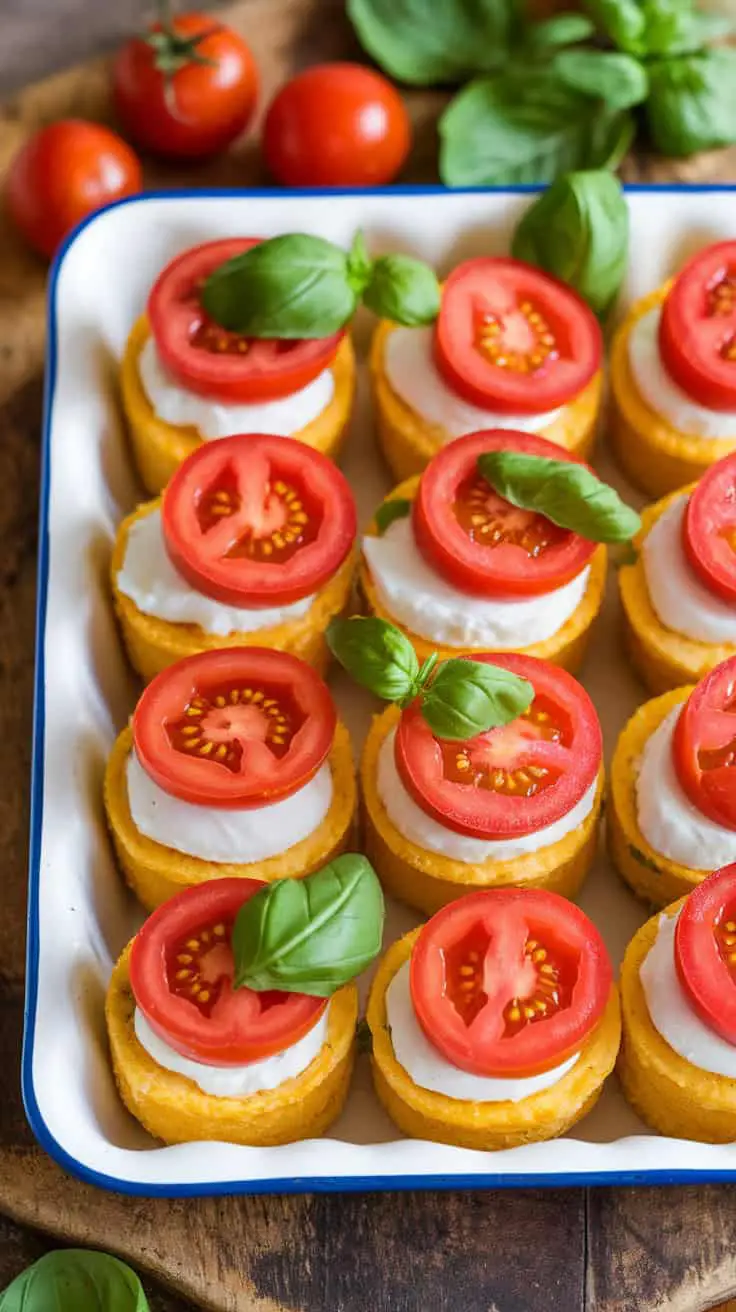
[162,432,356,607]
[412,429,596,599]
[434,258,602,414]
[148,238,343,403]
[675,862,736,1045]
[396,652,601,840]
[659,241,736,412]
[130,879,326,1065]
[410,888,611,1077]
[683,452,736,603]
[674,657,736,832]
[132,647,336,809]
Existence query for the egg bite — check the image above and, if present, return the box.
[104,647,356,910]
[112,432,357,682]
[121,239,356,495]
[367,889,620,1150]
[370,257,604,484]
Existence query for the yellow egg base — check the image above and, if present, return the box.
[120,316,357,496]
[104,722,357,910]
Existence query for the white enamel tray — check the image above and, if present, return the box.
[25,185,736,1196]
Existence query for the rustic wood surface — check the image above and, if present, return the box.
[2,1,736,1308]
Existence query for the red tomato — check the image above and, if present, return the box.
[263,63,411,188]
[412,429,596,599]
[659,241,736,411]
[132,647,336,809]
[130,879,326,1065]
[395,652,602,840]
[434,258,602,414]
[675,862,736,1045]
[6,120,141,259]
[674,657,736,832]
[148,238,342,403]
[162,433,356,606]
[410,888,611,1077]
[683,452,736,603]
[113,12,258,161]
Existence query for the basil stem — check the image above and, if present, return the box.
[478,451,641,543]
[374,498,413,535]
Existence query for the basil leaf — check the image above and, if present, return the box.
[363,254,441,327]
[327,616,420,703]
[583,0,647,54]
[526,13,597,52]
[646,51,736,156]
[374,497,413,535]
[478,451,641,543]
[511,170,629,318]
[346,0,513,85]
[420,658,534,742]
[638,0,722,57]
[0,1250,149,1311]
[232,855,385,996]
[201,233,356,338]
[553,49,649,110]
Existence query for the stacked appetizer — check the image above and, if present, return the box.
[611,240,736,497]
[104,648,356,909]
[112,433,357,680]
[367,889,620,1149]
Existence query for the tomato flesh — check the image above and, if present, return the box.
[434,258,602,414]
[396,652,601,840]
[683,452,736,603]
[675,862,736,1044]
[659,242,736,411]
[409,889,611,1077]
[674,657,736,833]
[130,879,325,1065]
[412,429,596,599]
[132,647,336,809]
[147,238,342,403]
[162,433,356,606]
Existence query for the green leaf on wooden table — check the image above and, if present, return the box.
[646,50,736,156]
[0,1249,150,1311]
[232,855,385,996]
[419,657,534,741]
[346,0,514,85]
[553,49,649,110]
[363,253,441,326]
[477,451,641,543]
[526,12,597,53]
[327,616,420,704]
[374,497,413,535]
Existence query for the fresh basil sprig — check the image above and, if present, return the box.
[374,498,413,536]
[232,855,384,997]
[0,1250,149,1311]
[511,170,629,319]
[346,0,514,86]
[477,451,641,544]
[327,616,533,742]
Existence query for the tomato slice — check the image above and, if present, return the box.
[132,647,336,809]
[409,888,611,1077]
[147,238,343,403]
[162,433,356,607]
[434,258,602,414]
[683,452,736,604]
[659,241,736,412]
[412,429,596,599]
[130,879,326,1065]
[396,652,601,840]
[674,657,736,833]
[674,862,736,1045]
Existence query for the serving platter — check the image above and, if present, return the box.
[24,184,736,1196]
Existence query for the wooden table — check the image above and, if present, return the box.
[3,2,736,1308]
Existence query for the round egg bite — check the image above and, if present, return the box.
[121,315,356,496]
[367,927,621,1151]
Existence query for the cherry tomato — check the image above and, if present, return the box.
[162,433,357,607]
[396,652,602,840]
[263,63,411,188]
[132,647,336,809]
[113,12,258,161]
[412,429,596,600]
[434,258,602,414]
[7,120,141,260]
[148,238,342,403]
[659,241,736,411]
[683,452,736,603]
[410,888,611,1077]
[130,878,326,1065]
[675,862,736,1045]
[674,657,736,832]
